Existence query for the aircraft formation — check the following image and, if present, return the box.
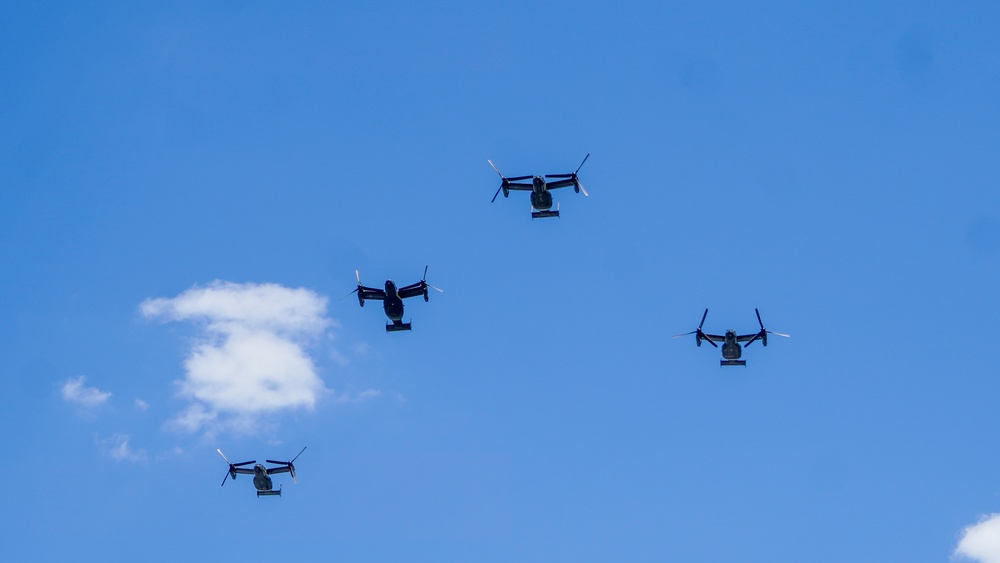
[347,154,789,364]
[219,154,789,496]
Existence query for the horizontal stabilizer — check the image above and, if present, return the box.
[720,360,747,367]
[256,490,281,497]
[386,321,412,332]
[531,210,560,219]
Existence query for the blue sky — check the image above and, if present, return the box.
[3,1,1000,561]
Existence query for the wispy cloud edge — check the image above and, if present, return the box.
[61,376,111,407]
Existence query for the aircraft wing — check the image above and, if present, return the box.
[545,179,576,190]
[736,332,763,343]
[396,281,426,300]
[505,182,534,191]
[702,333,727,342]
[232,467,255,475]
[358,286,386,300]
[266,465,291,475]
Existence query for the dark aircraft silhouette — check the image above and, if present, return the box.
[488,154,590,218]
[217,447,306,497]
[674,309,789,366]
[349,266,442,332]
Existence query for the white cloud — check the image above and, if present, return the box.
[142,281,331,434]
[955,514,1000,562]
[61,376,111,407]
[141,281,330,335]
[134,398,150,411]
[97,434,147,463]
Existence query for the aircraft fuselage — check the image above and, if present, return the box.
[382,281,404,321]
[253,465,274,492]
[722,331,742,360]
[530,177,553,211]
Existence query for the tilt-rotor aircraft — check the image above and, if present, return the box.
[674,309,789,366]
[217,447,306,497]
[488,154,590,219]
[349,266,442,332]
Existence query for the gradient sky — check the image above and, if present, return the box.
[3,2,1000,561]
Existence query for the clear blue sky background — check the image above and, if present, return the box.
[3,2,1000,561]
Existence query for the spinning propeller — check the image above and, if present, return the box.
[545,153,590,196]
[673,308,717,348]
[743,308,790,347]
[488,160,531,203]
[339,270,366,306]
[420,265,444,301]
[266,446,308,484]
[217,449,255,487]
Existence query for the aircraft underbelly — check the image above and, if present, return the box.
[254,475,272,491]
[383,298,404,321]
[531,191,552,210]
[723,344,741,359]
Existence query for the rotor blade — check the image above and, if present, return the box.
[699,331,719,347]
[672,330,697,338]
[755,308,764,330]
[699,309,709,330]
[266,448,307,467]
[744,332,762,347]
[487,159,505,179]
[507,175,532,181]
[428,283,444,293]
[338,287,360,301]
[545,173,573,178]
[217,449,231,465]
[576,179,589,197]
[356,270,361,284]
[221,470,230,487]
[290,465,298,484]
[422,265,428,281]
[491,185,503,203]
[233,460,255,466]
[574,153,590,175]
[766,330,791,338]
